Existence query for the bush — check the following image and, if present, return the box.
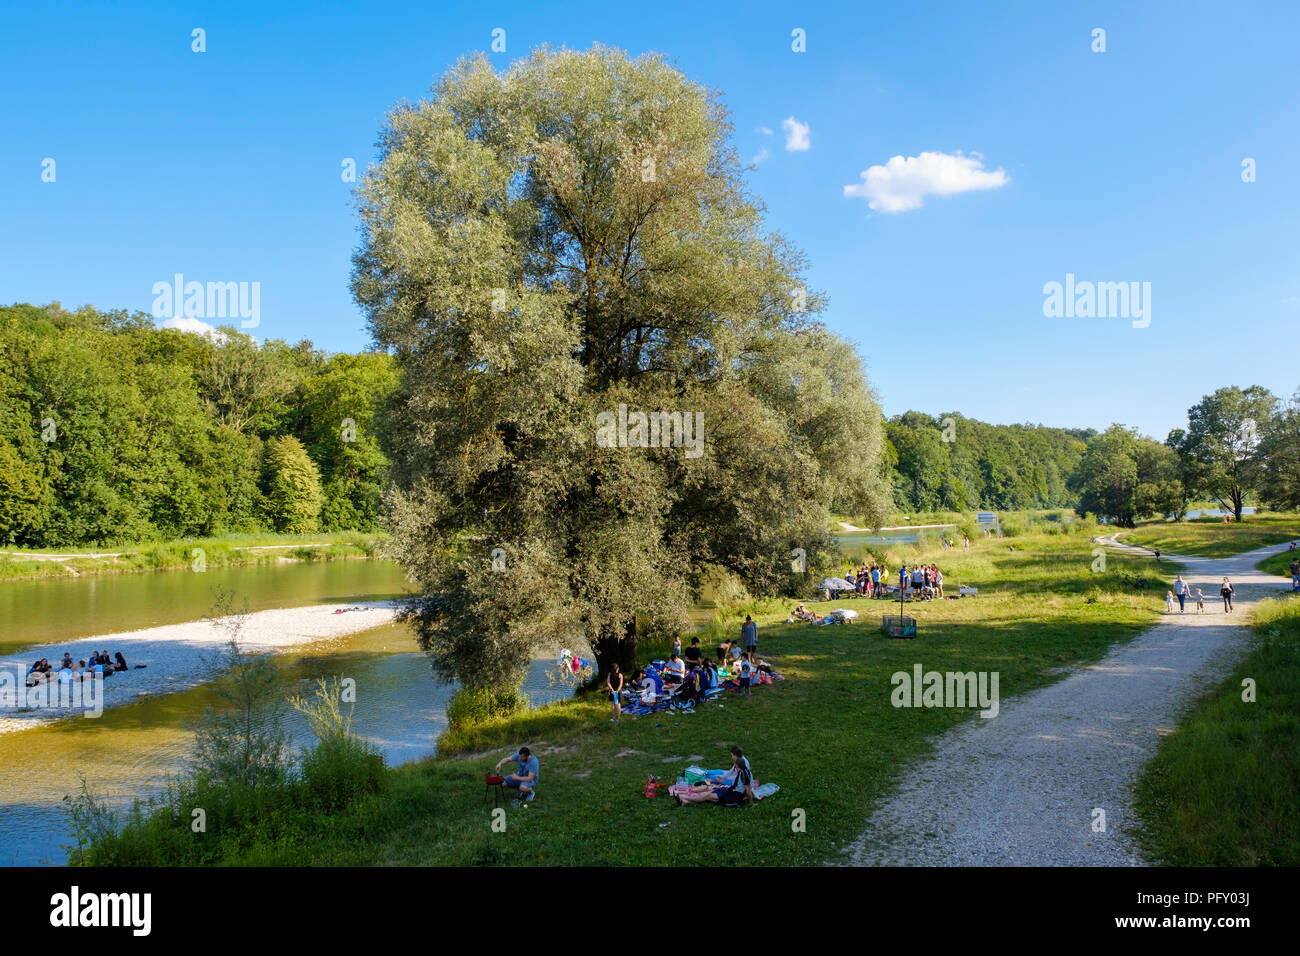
[445,686,529,729]
[299,734,385,811]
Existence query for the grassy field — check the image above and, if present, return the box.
[1257,548,1300,582]
[0,532,385,582]
[1134,596,1300,865]
[1121,513,1300,558]
[78,528,1178,866]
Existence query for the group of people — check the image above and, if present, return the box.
[842,562,945,601]
[1165,575,1236,614]
[25,650,130,687]
[605,617,768,722]
[491,743,755,809]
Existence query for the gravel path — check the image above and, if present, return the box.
[843,539,1293,866]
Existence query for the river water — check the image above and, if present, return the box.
[0,560,573,866]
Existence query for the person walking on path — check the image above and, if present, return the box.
[1220,577,1235,614]
[607,663,624,722]
[1173,575,1189,613]
[741,615,758,663]
[1289,556,1299,593]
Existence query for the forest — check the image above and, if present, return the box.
[2,300,1296,546]
[0,302,395,546]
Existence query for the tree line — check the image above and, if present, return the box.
[0,303,396,546]
[884,412,1091,513]
[886,385,1300,528]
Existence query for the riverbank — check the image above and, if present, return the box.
[77,528,1174,865]
[0,532,386,583]
[0,602,399,733]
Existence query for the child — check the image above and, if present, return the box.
[1165,591,1175,613]
[1195,588,1205,613]
[738,658,753,697]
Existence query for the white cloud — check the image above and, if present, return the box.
[843,150,1009,213]
[782,117,811,152]
[160,316,252,345]
[756,125,773,136]
[751,147,771,165]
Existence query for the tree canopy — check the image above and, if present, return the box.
[0,303,396,546]
[352,46,889,690]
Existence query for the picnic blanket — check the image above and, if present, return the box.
[667,768,781,802]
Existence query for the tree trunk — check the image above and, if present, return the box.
[593,617,639,684]
[1232,485,1244,521]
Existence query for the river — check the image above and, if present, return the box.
[0,560,574,866]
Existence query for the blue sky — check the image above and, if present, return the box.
[3,0,1298,439]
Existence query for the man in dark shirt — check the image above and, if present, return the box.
[684,636,703,670]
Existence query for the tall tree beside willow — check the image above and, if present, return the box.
[352,46,888,695]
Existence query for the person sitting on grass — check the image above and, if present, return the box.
[494,746,539,804]
[663,653,686,684]
[700,658,717,693]
[640,667,662,704]
[792,602,822,622]
[676,746,754,807]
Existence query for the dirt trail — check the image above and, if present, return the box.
[843,539,1289,866]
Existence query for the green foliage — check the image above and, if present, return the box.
[884,411,1089,514]
[1258,389,1300,512]
[192,604,291,790]
[355,46,889,687]
[1074,424,1184,527]
[260,436,324,533]
[1169,385,1277,520]
[445,685,529,729]
[291,679,385,811]
[0,302,396,547]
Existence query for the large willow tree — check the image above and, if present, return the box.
[352,46,888,694]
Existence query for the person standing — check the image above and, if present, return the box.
[1290,556,1299,593]
[685,636,704,670]
[607,664,624,722]
[1173,575,1189,613]
[1220,577,1235,614]
[741,615,757,662]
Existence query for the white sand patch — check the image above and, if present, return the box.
[0,602,399,732]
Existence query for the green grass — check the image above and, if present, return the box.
[1121,513,1300,558]
[0,532,386,582]
[79,528,1179,866]
[1257,548,1300,582]
[1134,596,1300,865]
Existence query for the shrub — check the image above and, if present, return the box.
[445,686,529,729]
